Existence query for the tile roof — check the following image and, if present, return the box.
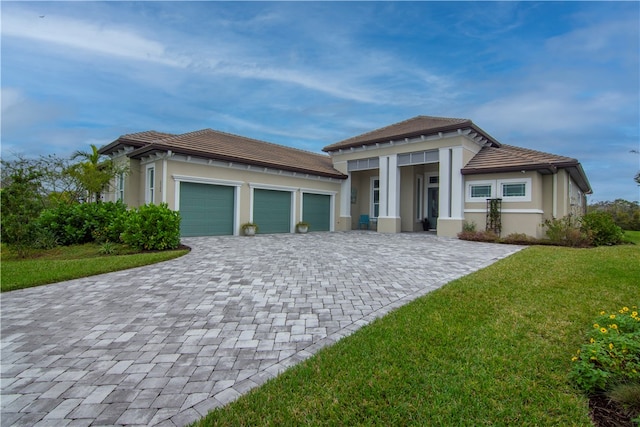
[126,129,346,179]
[462,144,592,193]
[121,130,176,143]
[99,131,177,155]
[461,144,578,174]
[322,115,498,152]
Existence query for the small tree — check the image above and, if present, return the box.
[66,144,117,203]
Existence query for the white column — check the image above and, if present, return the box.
[340,174,351,218]
[379,156,389,217]
[438,147,451,218]
[387,154,400,217]
[450,146,464,219]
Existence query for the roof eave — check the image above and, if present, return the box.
[566,164,593,194]
[129,145,347,180]
[323,122,500,153]
[99,137,151,156]
[461,164,557,175]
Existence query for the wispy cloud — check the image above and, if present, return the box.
[1,8,187,68]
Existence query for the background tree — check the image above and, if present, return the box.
[0,159,48,256]
[588,199,640,231]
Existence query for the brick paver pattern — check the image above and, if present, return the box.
[1,232,523,426]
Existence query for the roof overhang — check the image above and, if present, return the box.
[129,144,348,180]
[323,122,501,153]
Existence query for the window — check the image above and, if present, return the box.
[146,166,155,203]
[497,178,531,202]
[371,178,380,218]
[501,183,525,197]
[116,173,125,202]
[467,178,531,202]
[471,184,492,198]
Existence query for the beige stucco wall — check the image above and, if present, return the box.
[349,169,377,229]
[158,158,341,233]
[329,135,479,163]
[462,171,547,238]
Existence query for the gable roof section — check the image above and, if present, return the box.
[120,129,346,179]
[99,131,177,156]
[322,115,500,152]
[462,144,592,193]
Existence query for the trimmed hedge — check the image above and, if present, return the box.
[38,201,128,245]
[121,203,181,251]
[38,202,181,251]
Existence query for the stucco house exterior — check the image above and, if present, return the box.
[99,115,591,238]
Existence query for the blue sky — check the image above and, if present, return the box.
[2,1,639,202]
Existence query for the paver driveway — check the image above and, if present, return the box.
[1,232,523,426]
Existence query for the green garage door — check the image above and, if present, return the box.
[180,182,234,237]
[303,193,331,231]
[253,189,291,233]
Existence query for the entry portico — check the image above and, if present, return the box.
[324,116,501,236]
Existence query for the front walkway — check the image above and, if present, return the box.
[1,232,523,426]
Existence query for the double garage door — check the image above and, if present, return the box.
[180,183,331,236]
[253,190,331,233]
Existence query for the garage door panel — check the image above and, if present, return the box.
[303,193,331,232]
[253,189,291,234]
[180,182,234,237]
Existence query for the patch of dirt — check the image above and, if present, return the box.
[590,394,636,427]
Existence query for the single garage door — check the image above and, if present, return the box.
[253,189,291,233]
[303,193,331,231]
[180,182,234,237]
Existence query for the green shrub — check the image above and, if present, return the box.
[462,221,477,232]
[581,211,624,246]
[39,201,127,245]
[121,203,181,251]
[457,230,499,242]
[542,215,592,247]
[501,233,534,245]
[570,306,640,394]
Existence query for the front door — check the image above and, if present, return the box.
[427,187,439,230]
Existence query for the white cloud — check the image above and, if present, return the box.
[1,8,188,67]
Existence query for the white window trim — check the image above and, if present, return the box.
[117,173,125,202]
[370,176,380,219]
[465,180,495,203]
[145,165,155,204]
[465,178,532,203]
[497,178,532,202]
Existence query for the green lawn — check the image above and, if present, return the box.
[195,244,639,426]
[1,243,189,292]
[624,229,640,245]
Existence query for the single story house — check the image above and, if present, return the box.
[99,115,591,238]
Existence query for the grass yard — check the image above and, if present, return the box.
[195,244,639,426]
[624,229,640,245]
[0,243,189,292]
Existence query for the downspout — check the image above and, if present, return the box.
[552,173,557,218]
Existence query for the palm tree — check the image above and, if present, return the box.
[67,144,114,203]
